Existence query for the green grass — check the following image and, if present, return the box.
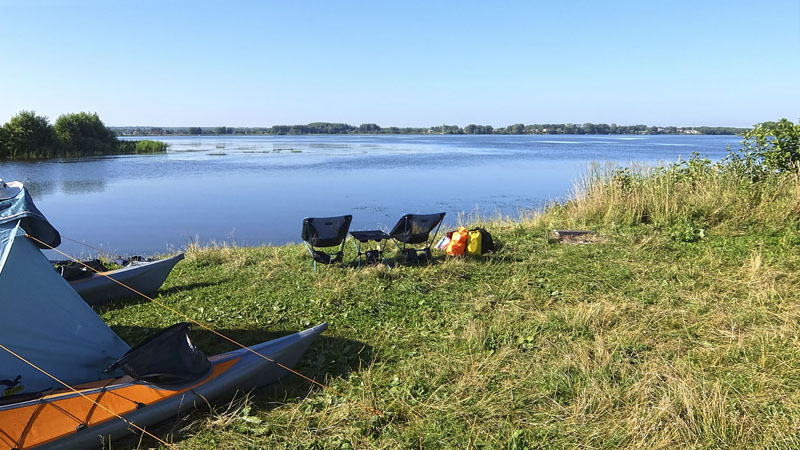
[98,165,800,449]
[117,139,169,154]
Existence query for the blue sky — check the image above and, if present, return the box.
[1,1,798,127]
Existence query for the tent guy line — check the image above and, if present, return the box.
[59,235,123,260]
[0,342,178,450]
[24,233,384,418]
[0,179,327,449]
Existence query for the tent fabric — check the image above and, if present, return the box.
[0,207,130,396]
[0,181,60,249]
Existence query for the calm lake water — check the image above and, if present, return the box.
[0,134,740,256]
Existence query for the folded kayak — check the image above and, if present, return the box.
[67,253,185,305]
[2,181,330,449]
[0,322,327,450]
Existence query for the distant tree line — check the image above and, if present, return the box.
[0,111,167,160]
[114,122,747,136]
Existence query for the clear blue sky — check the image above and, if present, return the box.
[1,0,798,127]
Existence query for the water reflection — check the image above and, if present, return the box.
[62,180,106,194]
[23,180,57,197]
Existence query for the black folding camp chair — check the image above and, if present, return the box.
[388,212,446,264]
[301,215,352,271]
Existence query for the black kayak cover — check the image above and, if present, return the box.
[108,323,211,386]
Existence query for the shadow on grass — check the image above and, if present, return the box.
[155,280,225,297]
[107,326,372,449]
[91,281,224,311]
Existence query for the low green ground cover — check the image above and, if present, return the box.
[97,157,800,449]
[116,139,169,154]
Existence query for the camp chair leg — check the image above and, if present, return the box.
[353,239,362,268]
[353,238,391,269]
[377,240,391,270]
[377,238,391,269]
[304,242,319,272]
[420,246,434,264]
[340,236,348,268]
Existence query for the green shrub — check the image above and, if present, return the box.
[0,111,168,160]
[730,118,800,174]
[54,112,117,156]
[0,111,59,159]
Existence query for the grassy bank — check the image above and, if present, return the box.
[95,158,800,449]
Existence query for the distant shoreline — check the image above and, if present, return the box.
[111,122,747,138]
[119,131,741,139]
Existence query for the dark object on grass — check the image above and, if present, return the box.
[365,249,381,264]
[403,247,433,264]
[54,259,108,281]
[552,229,599,244]
[388,212,445,264]
[350,229,392,268]
[302,215,352,271]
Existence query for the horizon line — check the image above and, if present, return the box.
[108,122,749,129]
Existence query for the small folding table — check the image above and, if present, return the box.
[349,230,391,268]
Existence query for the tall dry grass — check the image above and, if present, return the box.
[537,159,800,232]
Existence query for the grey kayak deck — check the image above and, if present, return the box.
[3,323,327,450]
[68,253,185,305]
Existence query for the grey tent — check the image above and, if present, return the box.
[0,180,327,449]
[0,180,130,397]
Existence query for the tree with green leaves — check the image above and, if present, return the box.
[0,124,6,157]
[54,112,117,156]
[358,123,381,133]
[508,123,525,134]
[0,111,58,159]
[739,118,800,172]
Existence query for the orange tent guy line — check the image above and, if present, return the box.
[27,234,327,391]
[59,235,122,260]
[27,233,383,417]
[0,342,179,450]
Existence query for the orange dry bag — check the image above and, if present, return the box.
[445,227,468,256]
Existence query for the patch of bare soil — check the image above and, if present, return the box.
[550,229,606,244]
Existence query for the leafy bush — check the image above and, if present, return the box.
[729,118,800,174]
[0,111,59,159]
[54,112,117,156]
[0,111,168,159]
[668,220,707,242]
